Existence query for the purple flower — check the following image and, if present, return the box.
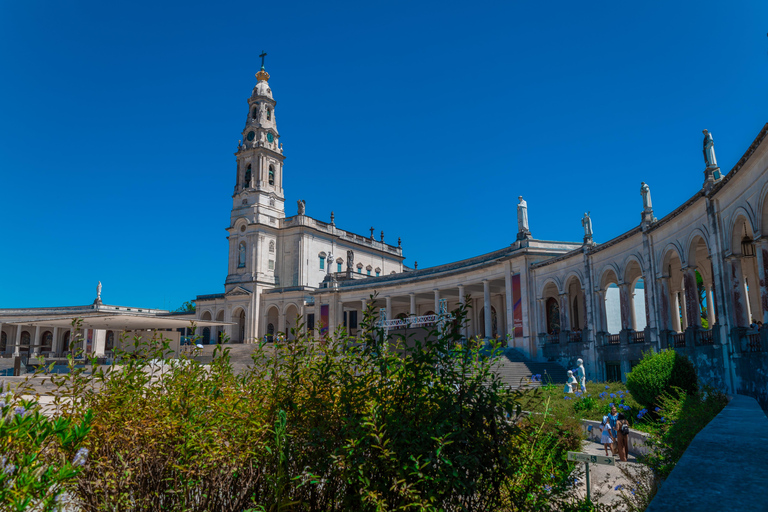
[609,402,615,407]
[3,463,15,475]
[660,417,666,423]
[615,484,623,491]
[654,407,661,412]
[637,413,643,420]
[543,484,552,492]
[610,393,615,398]
[605,385,609,390]
[73,448,89,466]
[13,406,25,416]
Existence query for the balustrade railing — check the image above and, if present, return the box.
[699,330,714,345]
[607,334,620,345]
[630,331,645,344]
[569,332,582,343]
[672,332,685,347]
[747,333,762,352]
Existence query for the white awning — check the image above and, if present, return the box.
[2,314,232,330]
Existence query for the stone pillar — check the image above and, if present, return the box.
[314,301,321,339]
[33,326,41,356]
[385,296,392,323]
[628,289,637,330]
[671,292,682,332]
[458,285,467,338]
[0,323,3,354]
[558,293,570,331]
[679,292,688,330]
[14,326,22,356]
[619,284,631,330]
[705,284,716,327]
[726,257,749,327]
[51,327,59,355]
[504,265,514,341]
[483,280,492,339]
[756,240,768,324]
[683,268,701,328]
[94,330,107,358]
[538,298,547,334]
[596,290,607,332]
[658,277,671,331]
[278,309,286,336]
[409,293,416,316]
[737,258,752,325]
[433,289,440,315]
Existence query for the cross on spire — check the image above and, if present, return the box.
[259,51,267,70]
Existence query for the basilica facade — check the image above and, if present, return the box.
[2,64,766,400]
[194,65,768,399]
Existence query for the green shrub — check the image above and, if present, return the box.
[47,299,582,512]
[626,350,698,410]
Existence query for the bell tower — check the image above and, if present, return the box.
[231,53,285,224]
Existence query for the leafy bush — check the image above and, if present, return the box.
[626,350,698,410]
[0,390,92,512]
[46,299,582,511]
[642,386,727,478]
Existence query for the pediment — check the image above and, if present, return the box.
[225,286,252,297]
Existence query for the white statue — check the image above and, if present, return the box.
[297,199,306,215]
[238,243,246,267]
[327,253,333,275]
[576,358,586,392]
[581,212,593,238]
[703,129,717,168]
[517,196,529,233]
[640,182,653,211]
[96,281,102,300]
[564,370,577,394]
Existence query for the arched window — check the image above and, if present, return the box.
[546,297,561,334]
[21,331,30,351]
[266,107,271,120]
[202,327,211,344]
[269,241,275,253]
[244,164,252,188]
[238,241,246,268]
[252,105,258,119]
[337,262,342,272]
[319,256,325,270]
[268,165,275,185]
[62,331,70,353]
[375,268,381,277]
[267,323,275,342]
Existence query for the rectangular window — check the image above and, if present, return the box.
[606,362,621,382]
[307,314,315,331]
[357,268,361,274]
[268,260,274,270]
[349,311,358,329]
[376,271,380,277]
[367,269,371,276]
[337,262,342,272]
[319,257,324,270]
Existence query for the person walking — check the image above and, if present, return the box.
[616,412,630,462]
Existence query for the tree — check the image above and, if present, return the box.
[174,301,195,313]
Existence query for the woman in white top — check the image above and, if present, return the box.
[600,415,615,456]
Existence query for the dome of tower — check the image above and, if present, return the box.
[252,69,272,99]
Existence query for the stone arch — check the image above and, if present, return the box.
[215,310,225,343]
[623,257,647,331]
[284,303,300,340]
[597,266,621,334]
[659,244,686,332]
[729,211,757,256]
[597,264,620,289]
[200,310,212,321]
[266,305,279,341]
[729,212,761,326]
[684,228,710,267]
[232,307,246,343]
[758,181,768,236]
[537,277,562,299]
[61,330,70,353]
[42,330,53,352]
[659,243,685,277]
[564,273,586,331]
[233,218,248,232]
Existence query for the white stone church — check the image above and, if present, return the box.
[2,63,768,398]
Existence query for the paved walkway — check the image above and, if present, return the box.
[569,440,646,508]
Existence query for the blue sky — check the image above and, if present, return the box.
[1,0,767,309]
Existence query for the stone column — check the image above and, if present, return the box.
[409,293,416,316]
[32,326,42,356]
[726,258,749,327]
[619,284,631,330]
[51,327,59,355]
[483,280,492,339]
[671,291,682,332]
[596,290,607,332]
[628,289,637,330]
[433,289,440,315]
[658,277,671,331]
[385,296,392,323]
[558,293,570,332]
[13,326,22,356]
[314,301,321,339]
[0,323,3,355]
[458,285,467,338]
[738,258,753,324]
[756,240,768,324]
[683,268,701,328]
[538,298,547,334]
[679,292,688,330]
[504,265,514,340]
[278,308,286,336]
[705,284,715,326]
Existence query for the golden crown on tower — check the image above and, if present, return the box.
[255,69,270,82]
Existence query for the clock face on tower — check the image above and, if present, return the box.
[267,132,274,143]
[246,131,255,141]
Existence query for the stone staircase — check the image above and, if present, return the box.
[490,348,569,390]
